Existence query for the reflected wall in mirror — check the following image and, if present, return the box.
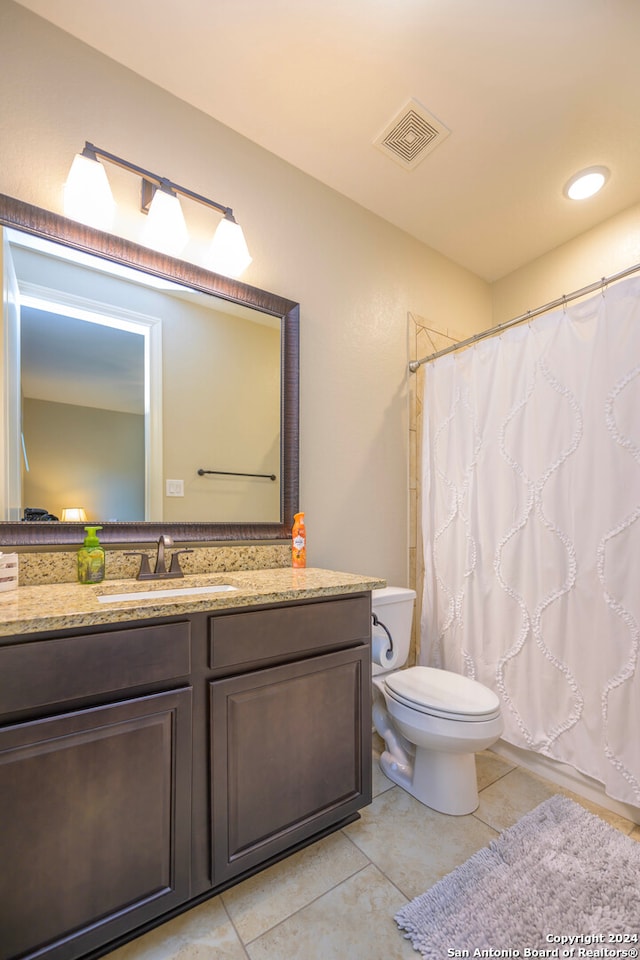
[0,195,299,545]
[7,230,281,524]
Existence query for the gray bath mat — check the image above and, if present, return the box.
[395,795,640,958]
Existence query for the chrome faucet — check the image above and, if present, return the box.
[126,535,193,581]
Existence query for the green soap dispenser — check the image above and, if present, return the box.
[77,526,105,584]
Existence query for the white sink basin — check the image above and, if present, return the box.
[97,584,238,603]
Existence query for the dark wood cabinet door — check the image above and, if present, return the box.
[210,646,371,882]
[0,688,192,960]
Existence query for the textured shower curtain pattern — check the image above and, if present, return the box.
[420,276,640,807]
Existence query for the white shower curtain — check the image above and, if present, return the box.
[420,275,640,808]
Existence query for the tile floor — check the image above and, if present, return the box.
[107,739,640,960]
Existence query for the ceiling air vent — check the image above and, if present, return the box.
[374,99,450,170]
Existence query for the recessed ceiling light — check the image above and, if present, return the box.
[564,166,610,200]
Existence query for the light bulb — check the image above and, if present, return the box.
[61,507,87,522]
[63,153,116,230]
[142,188,189,257]
[208,217,252,278]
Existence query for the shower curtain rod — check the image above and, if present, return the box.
[408,258,640,372]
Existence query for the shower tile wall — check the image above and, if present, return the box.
[408,313,461,666]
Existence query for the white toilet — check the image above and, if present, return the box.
[371,586,503,816]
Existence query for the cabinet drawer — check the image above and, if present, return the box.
[208,594,371,670]
[0,621,191,717]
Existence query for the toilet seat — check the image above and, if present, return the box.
[385,666,501,722]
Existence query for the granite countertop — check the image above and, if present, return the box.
[0,567,386,637]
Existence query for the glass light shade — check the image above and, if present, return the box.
[142,188,188,257]
[63,153,116,230]
[61,507,87,522]
[208,217,252,278]
[564,166,609,200]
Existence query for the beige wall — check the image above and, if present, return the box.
[0,0,491,585]
[492,202,640,325]
[23,397,144,521]
[161,307,281,523]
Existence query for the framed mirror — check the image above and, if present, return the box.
[0,194,299,545]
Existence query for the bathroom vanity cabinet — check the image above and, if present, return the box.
[0,591,372,960]
[206,598,371,883]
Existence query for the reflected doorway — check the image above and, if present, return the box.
[21,302,147,522]
[1,247,164,525]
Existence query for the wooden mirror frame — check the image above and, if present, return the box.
[0,194,299,545]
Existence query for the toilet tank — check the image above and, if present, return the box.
[371,586,416,676]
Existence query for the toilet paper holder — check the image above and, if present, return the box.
[371,613,393,655]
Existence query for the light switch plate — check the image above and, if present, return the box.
[166,479,184,497]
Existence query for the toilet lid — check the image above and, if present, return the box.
[385,666,501,720]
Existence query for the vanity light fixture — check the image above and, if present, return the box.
[564,165,610,200]
[64,142,252,276]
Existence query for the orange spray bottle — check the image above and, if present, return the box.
[291,512,306,568]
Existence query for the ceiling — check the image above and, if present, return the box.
[21,305,144,414]
[14,0,640,281]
